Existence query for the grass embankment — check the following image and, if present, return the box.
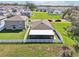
[51,22,76,46]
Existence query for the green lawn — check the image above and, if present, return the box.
[0,44,63,57]
[51,22,76,46]
[0,30,26,39]
[30,12,62,20]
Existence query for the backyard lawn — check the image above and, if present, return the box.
[51,22,76,46]
[30,12,62,20]
[0,30,26,39]
[0,44,63,57]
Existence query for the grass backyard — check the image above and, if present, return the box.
[51,22,76,46]
[0,30,26,39]
[0,44,63,57]
[30,12,62,20]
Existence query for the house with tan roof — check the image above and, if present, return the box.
[28,20,54,39]
[4,15,28,30]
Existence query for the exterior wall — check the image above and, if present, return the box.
[0,20,5,31]
[4,20,26,30]
[28,35,54,39]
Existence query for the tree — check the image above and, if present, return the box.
[62,8,72,19]
[13,3,18,6]
[25,2,37,11]
[65,6,79,41]
[62,9,68,19]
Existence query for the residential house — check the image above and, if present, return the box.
[4,15,28,30]
[20,10,32,17]
[28,20,54,39]
[0,16,6,31]
[20,7,32,17]
[0,7,7,16]
[48,9,63,14]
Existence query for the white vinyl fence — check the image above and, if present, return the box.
[0,40,24,43]
[0,27,63,43]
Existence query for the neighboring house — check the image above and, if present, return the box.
[0,16,6,31]
[0,20,5,31]
[53,10,63,14]
[7,8,18,15]
[36,8,47,12]
[0,7,6,11]
[20,7,32,17]
[20,11,32,17]
[10,8,17,15]
[48,9,63,14]
[11,8,17,12]
[0,7,8,16]
[36,7,63,14]
[0,12,4,16]
[4,15,28,30]
[28,20,54,39]
[21,8,31,16]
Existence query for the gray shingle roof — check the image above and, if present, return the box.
[31,20,53,30]
[4,15,28,21]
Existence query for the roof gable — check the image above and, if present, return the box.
[4,15,28,21]
[31,20,53,30]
